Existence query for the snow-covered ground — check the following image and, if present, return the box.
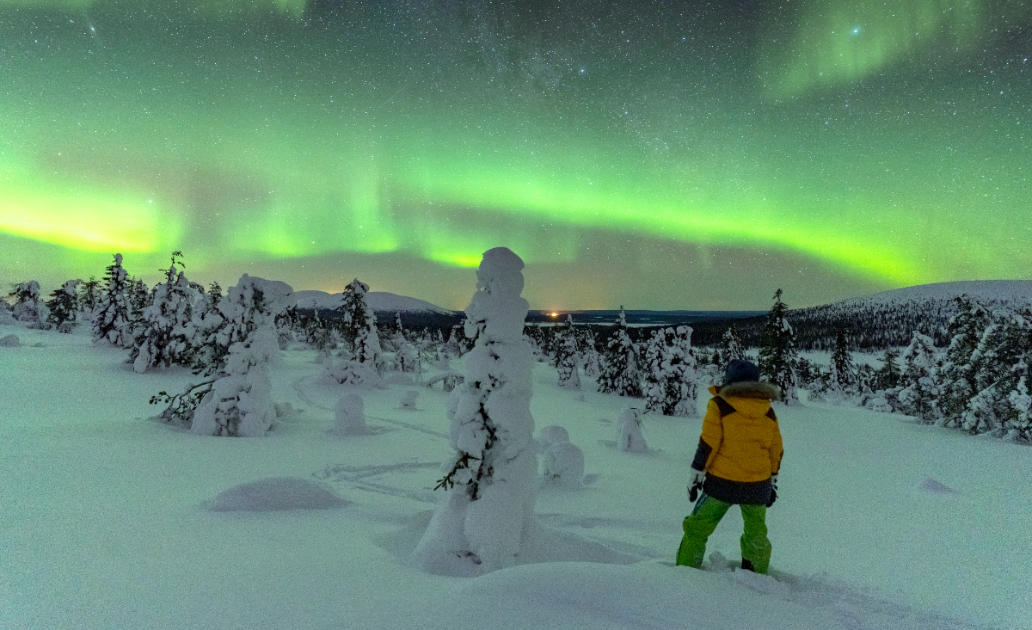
[1,323,1029,630]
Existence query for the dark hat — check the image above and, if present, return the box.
[724,359,760,385]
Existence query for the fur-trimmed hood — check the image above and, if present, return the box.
[709,380,782,402]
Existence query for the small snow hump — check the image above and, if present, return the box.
[0,334,21,347]
[206,477,348,511]
[919,477,957,494]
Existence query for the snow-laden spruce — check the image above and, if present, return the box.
[596,306,642,397]
[130,252,203,374]
[187,276,291,437]
[324,278,382,386]
[643,326,698,417]
[150,275,291,437]
[45,279,81,333]
[554,315,581,389]
[897,331,939,422]
[413,247,537,575]
[938,296,991,426]
[759,288,799,404]
[91,254,132,347]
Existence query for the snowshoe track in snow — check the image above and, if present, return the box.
[313,462,442,504]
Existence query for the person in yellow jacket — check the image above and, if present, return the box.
[676,359,783,574]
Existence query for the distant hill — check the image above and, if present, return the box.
[290,290,457,315]
[691,280,1032,350]
[834,280,1032,310]
[526,309,765,326]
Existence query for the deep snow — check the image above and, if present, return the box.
[1,323,1030,630]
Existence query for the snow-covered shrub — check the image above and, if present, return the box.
[9,280,50,329]
[536,424,570,452]
[414,247,537,575]
[616,405,647,453]
[400,390,419,410]
[541,441,585,487]
[333,393,369,435]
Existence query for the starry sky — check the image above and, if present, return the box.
[1,0,1029,311]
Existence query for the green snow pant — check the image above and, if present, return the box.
[675,494,772,574]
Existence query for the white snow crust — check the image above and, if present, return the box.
[1,321,1030,630]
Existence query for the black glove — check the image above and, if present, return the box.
[766,474,779,508]
[687,469,705,502]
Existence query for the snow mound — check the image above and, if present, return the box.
[206,477,348,512]
[918,477,957,494]
[0,334,21,347]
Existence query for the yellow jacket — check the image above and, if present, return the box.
[691,382,783,504]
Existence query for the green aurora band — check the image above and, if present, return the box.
[1,1,1029,309]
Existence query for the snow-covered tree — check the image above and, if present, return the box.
[644,325,698,417]
[897,331,939,423]
[830,326,856,396]
[92,254,131,346]
[325,278,382,386]
[393,313,419,373]
[9,280,51,329]
[759,289,798,403]
[415,247,537,575]
[938,297,991,427]
[960,309,1032,436]
[579,328,601,377]
[554,315,580,389]
[597,307,642,397]
[152,275,291,437]
[130,252,202,373]
[719,323,745,371]
[333,278,376,353]
[77,276,102,316]
[123,276,152,350]
[874,348,902,391]
[641,328,669,410]
[1003,363,1032,442]
[45,279,81,333]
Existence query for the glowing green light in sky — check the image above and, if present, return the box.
[0,1,1029,309]
[757,0,1028,100]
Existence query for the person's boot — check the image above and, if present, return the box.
[741,559,755,572]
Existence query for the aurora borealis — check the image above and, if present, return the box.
[1,1,1029,310]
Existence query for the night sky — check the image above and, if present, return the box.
[2,0,1029,311]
